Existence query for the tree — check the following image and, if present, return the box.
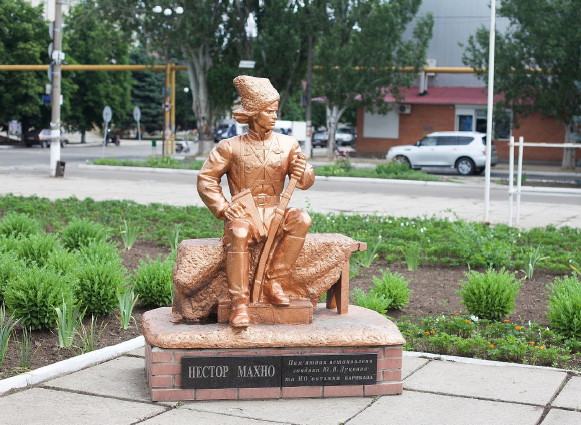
[314,0,433,157]
[463,0,581,169]
[124,45,165,135]
[63,1,132,142]
[0,0,51,135]
[100,0,254,155]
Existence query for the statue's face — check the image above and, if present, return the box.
[254,101,278,131]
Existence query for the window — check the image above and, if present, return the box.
[458,115,473,131]
[436,137,458,146]
[419,136,437,146]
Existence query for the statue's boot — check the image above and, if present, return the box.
[265,235,305,306]
[227,251,250,328]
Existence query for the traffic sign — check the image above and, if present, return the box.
[103,106,112,123]
[133,106,141,122]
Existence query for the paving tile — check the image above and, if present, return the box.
[141,408,293,425]
[183,397,372,425]
[126,347,145,357]
[402,356,430,379]
[349,390,543,425]
[0,388,165,425]
[44,356,150,402]
[552,376,581,410]
[404,360,566,405]
[541,408,581,425]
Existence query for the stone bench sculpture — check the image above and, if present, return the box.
[171,233,367,324]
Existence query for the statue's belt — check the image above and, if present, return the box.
[253,194,279,208]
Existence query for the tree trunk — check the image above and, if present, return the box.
[81,130,86,144]
[184,45,214,156]
[561,122,576,170]
[325,104,347,159]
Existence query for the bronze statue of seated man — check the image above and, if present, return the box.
[197,76,315,328]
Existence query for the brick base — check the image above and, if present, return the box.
[146,343,403,401]
[144,304,405,401]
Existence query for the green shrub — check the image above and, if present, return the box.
[75,262,126,316]
[78,240,122,266]
[352,288,391,314]
[370,269,412,310]
[0,213,41,238]
[16,233,59,266]
[547,275,581,339]
[61,220,108,250]
[133,257,174,307]
[0,252,24,303]
[4,266,73,330]
[45,247,80,276]
[0,235,19,254]
[458,268,522,321]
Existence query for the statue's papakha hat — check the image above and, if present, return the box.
[233,76,280,123]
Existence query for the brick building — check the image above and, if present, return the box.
[356,86,579,163]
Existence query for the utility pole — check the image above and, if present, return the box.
[304,36,313,159]
[49,0,64,177]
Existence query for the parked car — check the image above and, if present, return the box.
[23,129,68,148]
[312,128,355,148]
[385,131,498,175]
[312,131,328,148]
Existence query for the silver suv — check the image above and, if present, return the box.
[385,131,498,175]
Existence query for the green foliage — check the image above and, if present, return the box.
[45,247,80,276]
[0,213,41,238]
[61,220,108,251]
[402,242,421,271]
[0,0,52,131]
[370,269,412,310]
[462,0,581,167]
[55,297,85,348]
[521,244,549,280]
[75,262,126,317]
[16,233,59,267]
[547,275,581,339]
[353,288,391,314]
[120,220,140,251]
[458,269,522,321]
[117,286,139,330]
[133,257,174,307]
[77,316,106,354]
[0,304,18,368]
[315,0,433,155]
[168,224,183,251]
[93,157,205,170]
[16,326,36,370]
[397,314,573,367]
[450,222,514,268]
[0,251,25,303]
[375,163,439,181]
[4,266,73,331]
[78,240,122,265]
[355,237,381,268]
[64,1,132,134]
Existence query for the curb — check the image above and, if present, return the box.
[404,350,580,374]
[0,336,144,396]
[79,163,200,175]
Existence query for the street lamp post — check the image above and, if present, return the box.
[153,4,184,156]
[49,0,65,177]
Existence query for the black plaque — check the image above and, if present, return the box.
[181,356,280,389]
[281,354,377,387]
[181,353,377,389]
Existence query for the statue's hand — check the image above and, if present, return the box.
[223,201,247,221]
[290,155,307,180]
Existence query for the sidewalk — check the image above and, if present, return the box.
[0,342,579,425]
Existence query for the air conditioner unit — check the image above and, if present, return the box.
[398,104,412,114]
[426,58,437,77]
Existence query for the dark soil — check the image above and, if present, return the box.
[0,243,571,380]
